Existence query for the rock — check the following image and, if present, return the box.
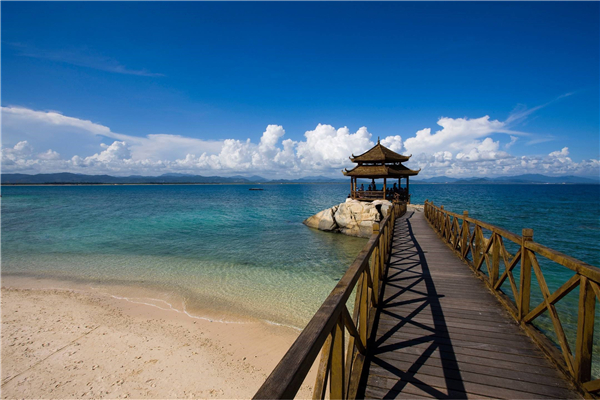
[372,200,392,217]
[303,200,392,238]
[302,205,338,231]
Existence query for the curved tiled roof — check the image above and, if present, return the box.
[343,164,420,178]
[350,141,411,163]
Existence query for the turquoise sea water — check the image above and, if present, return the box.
[2,183,599,374]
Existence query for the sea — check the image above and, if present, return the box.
[2,183,599,375]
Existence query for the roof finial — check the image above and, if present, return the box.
[377,136,380,144]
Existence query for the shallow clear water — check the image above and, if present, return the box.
[1,184,367,328]
[2,183,599,365]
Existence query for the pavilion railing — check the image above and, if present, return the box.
[253,201,407,400]
[424,200,600,397]
[351,190,410,203]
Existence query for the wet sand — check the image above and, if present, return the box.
[1,277,316,399]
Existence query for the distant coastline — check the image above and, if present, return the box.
[1,172,598,185]
[1,182,347,186]
[3,182,599,186]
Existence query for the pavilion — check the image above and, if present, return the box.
[343,139,420,203]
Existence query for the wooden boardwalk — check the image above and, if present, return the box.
[362,210,579,399]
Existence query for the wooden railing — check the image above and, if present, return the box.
[424,200,600,397]
[350,190,410,203]
[254,201,407,400]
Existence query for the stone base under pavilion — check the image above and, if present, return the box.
[303,199,392,238]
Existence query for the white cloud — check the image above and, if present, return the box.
[37,149,61,160]
[10,43,163,77]
[296,124,373,169]
[455,138,510,163]
[505,92,575,126]
[403,116,507,156]
[89,141,131,163]
[549,147,570,159]
[1,141,33,165]
[505,135,519,149]
[1,106,222,162]
[259,125,286,154]
[3,106,113,136]
[2,106,598,179]
[380,135,403,152]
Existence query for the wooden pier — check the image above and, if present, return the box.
[363,210,578,399]
[254,202,599,400]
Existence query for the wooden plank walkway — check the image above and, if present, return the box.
[361,210,580,399]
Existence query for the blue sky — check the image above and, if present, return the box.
[2,2,599,178]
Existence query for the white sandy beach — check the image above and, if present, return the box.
[1,277,316,399]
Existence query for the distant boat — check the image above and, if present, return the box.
[249,188,264,191]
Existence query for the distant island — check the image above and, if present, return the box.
[412,174,599,185]
[1,172,598,185]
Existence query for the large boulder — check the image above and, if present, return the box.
[303,199,392,238]
[372,199,392,217]
[303,205,339,231]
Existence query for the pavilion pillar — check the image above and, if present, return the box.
[407,176,410,204]
[383,178,387,200]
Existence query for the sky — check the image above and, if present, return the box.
[2,2,599,178]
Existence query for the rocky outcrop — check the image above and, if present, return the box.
[303,199,393,238]
[303,205,339,232]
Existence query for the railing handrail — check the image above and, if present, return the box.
[424,201,600,284]
[254,202,406,399]
[424,200,600,397]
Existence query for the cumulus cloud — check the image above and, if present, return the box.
[403,115,510,156]
[2,106,598,179]
[455,138,510,163]
[380,135,403,152]
[549,147,570,159]
[296,124,373,169]
[2,141,34,165]
[168,124,375,174]
[37,149,61,160]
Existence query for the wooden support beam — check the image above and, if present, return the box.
[491,233,500,286]
[575,276,596,383]
[342,306,366,355]
[519,228,533,320]
[330,317,345,400]
[312,333,333,400]
[528,252,575,374]
[523,274,580,323]
[461,211,469,259]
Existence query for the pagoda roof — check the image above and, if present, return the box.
[351,140,411,163]
[343,164,420,178]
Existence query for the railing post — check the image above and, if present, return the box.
[575,276,596,383]
[379,233,384,277]
[359,267,369,354]
[461,211,469,258]
[518,228,533,320]
[491,233,500,286]
[330,317,345,400]
[473,225,481,268]
[440,205,444,236]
